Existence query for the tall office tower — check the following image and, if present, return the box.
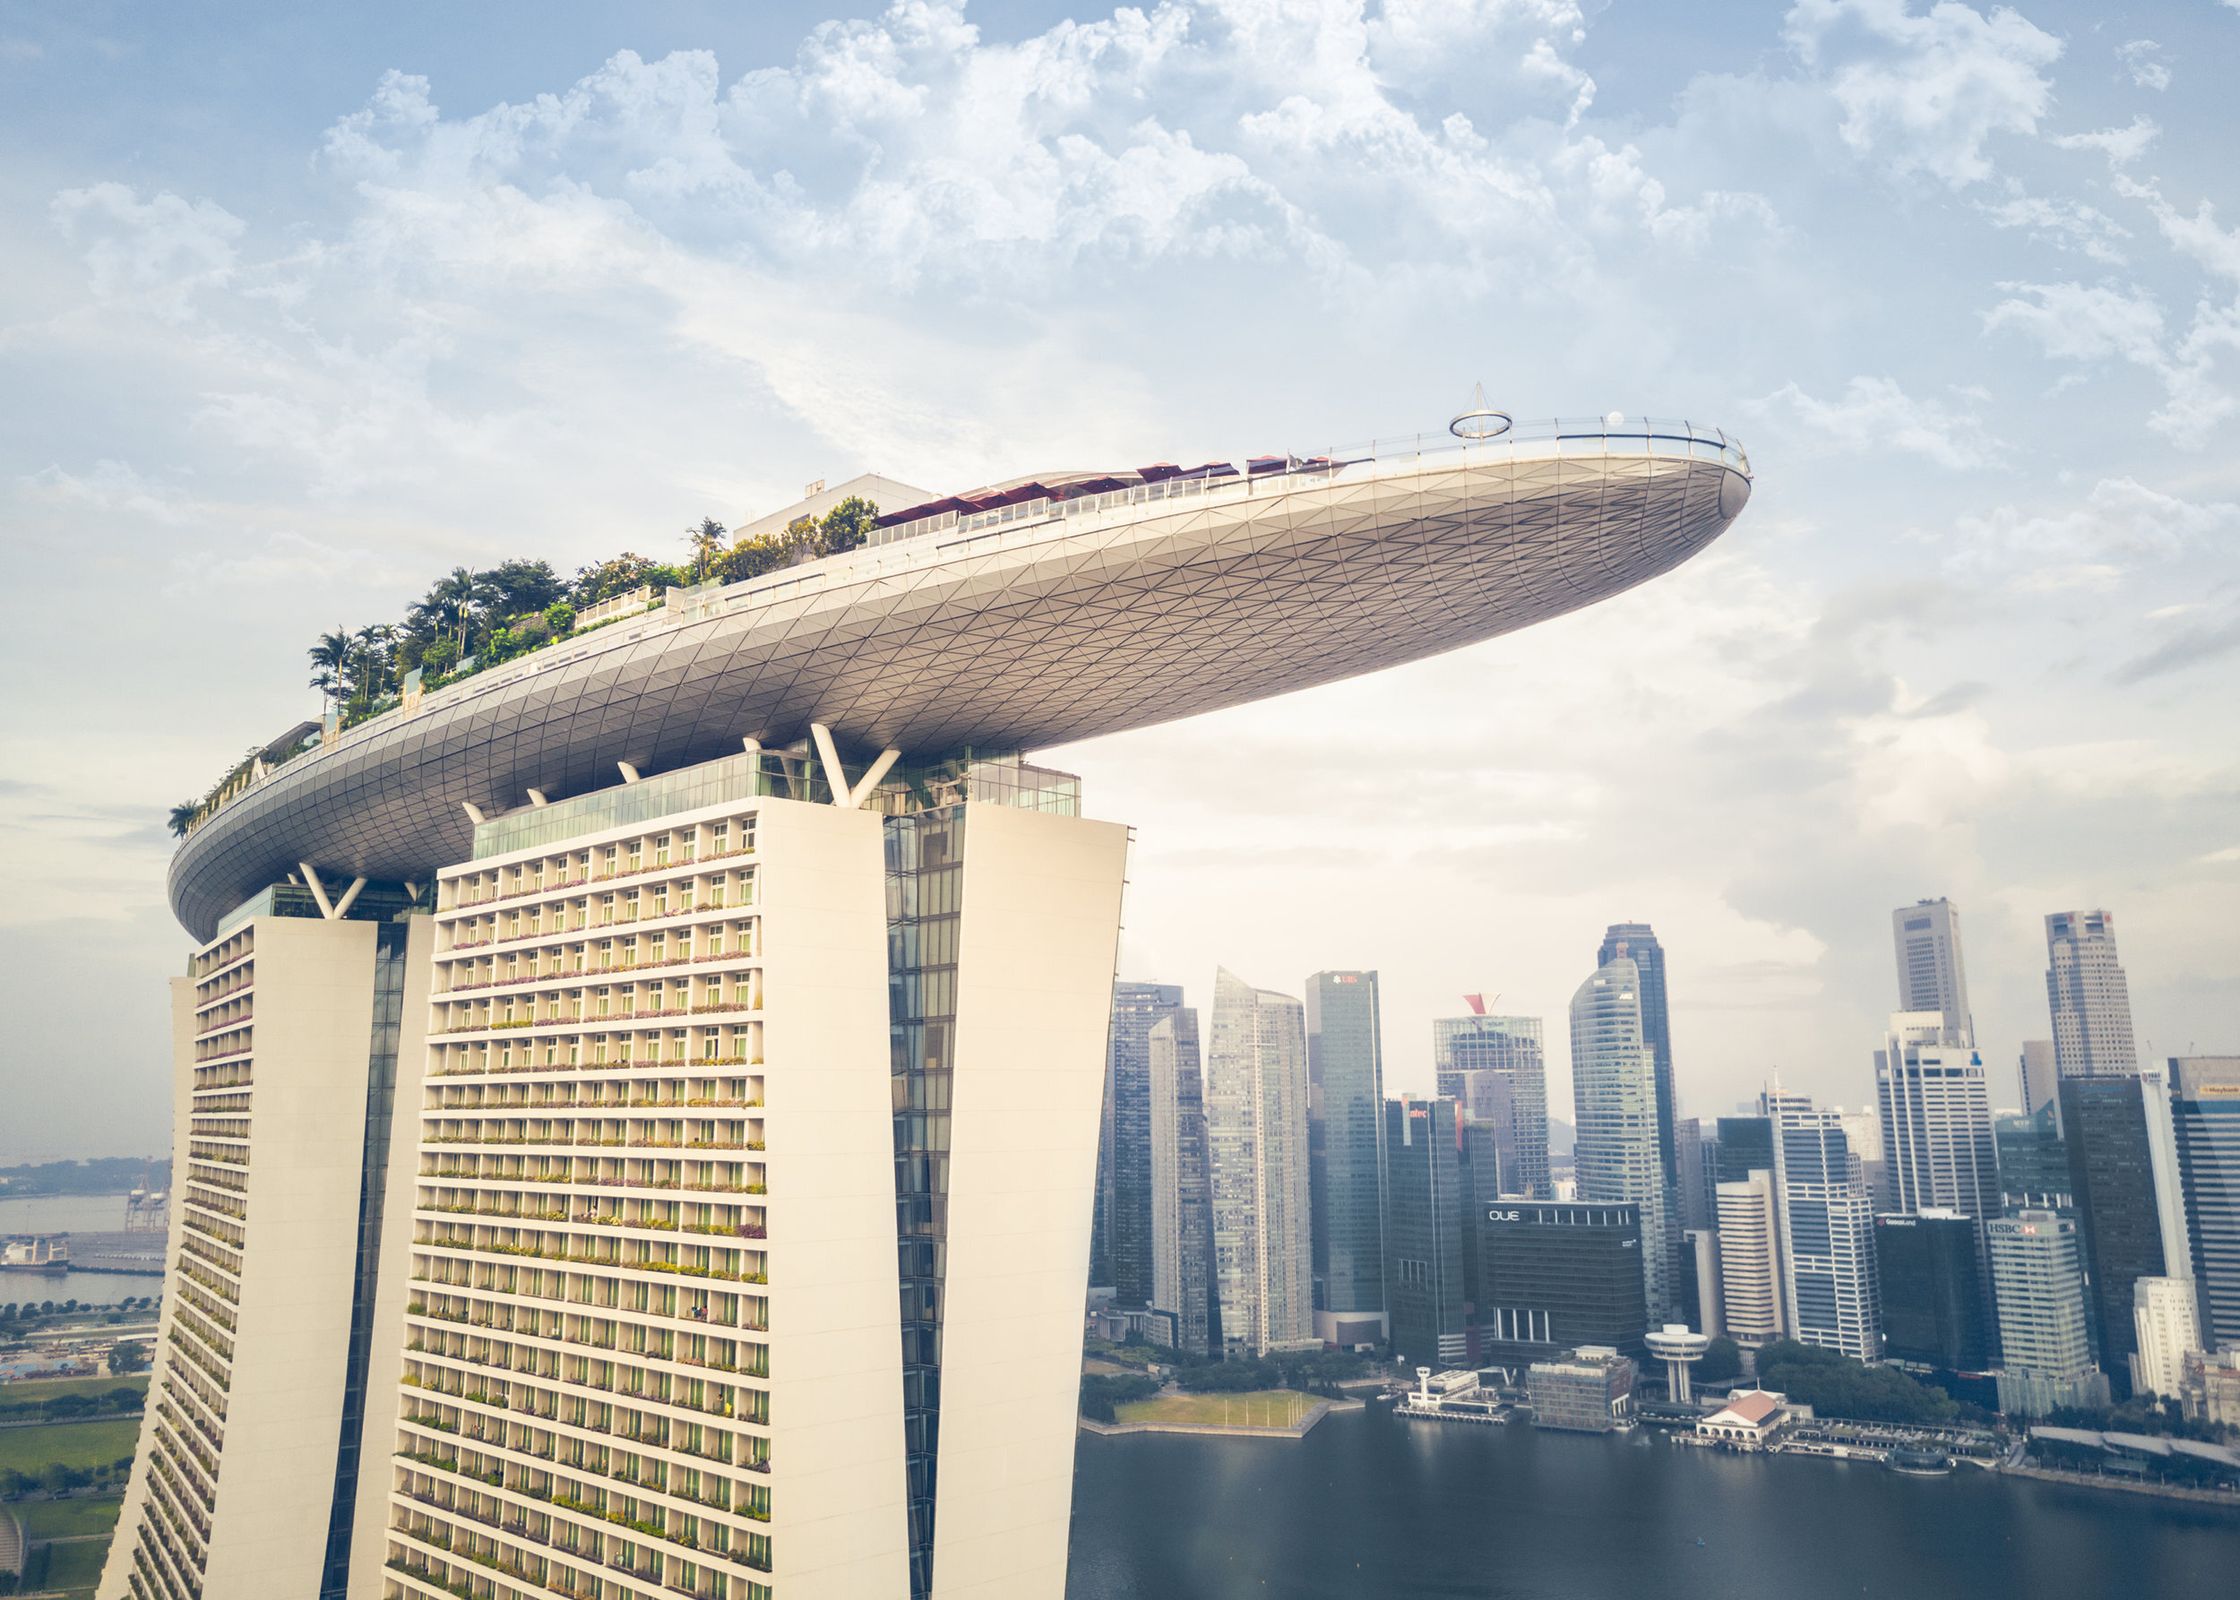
[1837,1105,1890,1212]
[107,898,429,1600]
[118,411,1755,1600]
[1715,1115,1774,1185]
[1768,1091,1881,1362]
[1147,1010,1218,1357]
[1994,1104,2072,1211]
[1382,1097,1468,1367]
[1989,1209,2110,1417]
[1102,982,1188,1309]
[1598,924,1679,1193]
[2059,1076,2171,1394]
[1892,899,1974,1046]
[1876,1013,2001,1336]
[1473,1202,1649,1376]
[1681,1229,1722,1340]
[1570,957,1674,1320]
[1675,1117,1714,1234]
[1432,1010,1551,1199]
[2168,1056,2240,1346]
[1874,1210,1991,1371]
[2018,1040,2058,1118]
[1306,971,1388,1347]
[1714,1170,1785,1351]
[1206,969,1315,1356]
[2046,909,2139,1078]
[2130,1277,2202,1399]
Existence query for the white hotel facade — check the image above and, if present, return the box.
[104,413,1753,1600]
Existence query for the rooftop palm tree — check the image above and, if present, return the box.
[167,802,199,838]
[308,629,351,711]
[687,517,728,583]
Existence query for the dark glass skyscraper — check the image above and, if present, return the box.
[1875,1210,1991,1371]
[2059,1076,2168,1395]
[1307,971,1388,1345]
[1102,982,1189,1309]
[1994,1103,2072,1211]
[1383,1096,1468,1367]
[2169,1056,2240,1347]
[1147,1008,1220,1357]
[1474,1201,1649,1374]
[1716,1115,1775,1185]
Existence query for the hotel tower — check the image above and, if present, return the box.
[102,410,1753,1600]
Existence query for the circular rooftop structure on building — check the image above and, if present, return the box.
[1646,1325,1711,1360]
[168,416,1754,941]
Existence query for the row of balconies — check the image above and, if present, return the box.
[413,1229,762,1285]
[190,929,254,983]
[441,836,758,916]
[404,1317,765,1388]
[434,934,760,993]
[406,1272,764,1336]
[417,1159,760,1196]
[193,970,252,1012]
[439,892,760,962]
[430,1037,761,1079]
[424,1082,760,1113]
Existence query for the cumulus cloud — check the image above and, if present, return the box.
[2117,39,2170,93]
[49,182,243,321]
[1782,0,2062,187]
[1977,188,2129,264]
[1982,280,2233,445]
[1750,375,2004,468]
[1946,476,2239,588]
[2049,115,2159,169]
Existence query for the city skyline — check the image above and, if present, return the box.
[8,0,2240,1163]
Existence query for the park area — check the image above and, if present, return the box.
[1,1374,142,1597]
[1115,1388,1322,1430]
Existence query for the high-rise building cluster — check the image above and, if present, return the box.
[1089,896,2237,1432]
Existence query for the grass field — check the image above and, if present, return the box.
[13,1493,122,1540]
[1115,1389,1320,1429]
[0,1416,138,1474]
[0,1375,147,1407]
[18,1534,108,1595]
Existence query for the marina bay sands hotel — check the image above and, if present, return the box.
[100,412,1752,1600]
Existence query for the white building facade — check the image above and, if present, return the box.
[1569,958,1673,1322]
[1768,1092,1880,1363]
[1714,1169,1786,1350]
[1205,970,1315,1356]
[2132,1277,2203,1400]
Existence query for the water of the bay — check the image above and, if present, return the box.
[0,1194,164,1310]
[1066,1405,2239,1599]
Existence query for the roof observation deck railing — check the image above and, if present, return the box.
[177,416,1746,845]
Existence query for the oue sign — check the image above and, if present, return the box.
[1487,1209,1522,1223]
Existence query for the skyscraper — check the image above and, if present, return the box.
[2168,1056,2240,1347]
[1570,956,1673,1320]
[2018,1039,2058,1118]
[1675,1116,1713,1234]
[1876,1012,2001,1338]
[1892,898,1974,1047]
[1875,1210,1991,1371]
[1597,923,1679,1200]
[1147,1009,1219,1357]
[2046,910,2139,1078]
[1768,1090,1881,1362]
[1714,1168,1785,1351]
[2060,1075,2171,1395]
[1989,1209,2110,1417]
[1306,971,1388,1347]
[1382,1097,1468,1367]
[1103,982,1189,1308]
[1431,1009,1551,1199]
[1994,1103,2072,1212]
[1206,969,1315,1356]
[2131,1277,2202,1400]
[1715,1115,1775,1185]
[1474,1202,1650,1374]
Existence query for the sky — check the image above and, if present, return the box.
[2,0,2237,1164]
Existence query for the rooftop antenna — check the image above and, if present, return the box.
[1448,382,1513,441]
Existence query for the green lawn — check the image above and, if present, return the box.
[19,1533,109,1595]
[0,1375,147,1407]
[1115,1389,1320,1429]
[13,1493,122,1540]
[0,1416,139,1474]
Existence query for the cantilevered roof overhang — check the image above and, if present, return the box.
[168,421,1753,941]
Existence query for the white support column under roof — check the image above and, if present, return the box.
[810,723,903,810]
[296,862,367,921]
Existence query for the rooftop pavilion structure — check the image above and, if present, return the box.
[113,406,1752,1600]
[1645,1323,1711,1404]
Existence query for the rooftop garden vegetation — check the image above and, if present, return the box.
[167,498,880,837]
